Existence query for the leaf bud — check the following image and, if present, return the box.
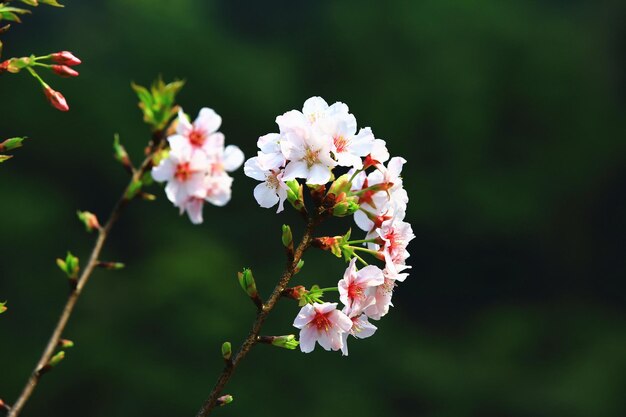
[77,210,101,233]
[221,342,232,361]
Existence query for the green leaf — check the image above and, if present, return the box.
[0,136,26,152]
[19,0,38,6]
[131,77,185,131]
[0,154,12,163]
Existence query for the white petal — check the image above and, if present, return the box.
[306,163,331,185]
[167,134,191,152]
[302,96,329,121]
[223,145,244,172]
[151,159,175,182]
[293,304,315,328]
[176,109,192,135]
[185,199,204,224]
[257,133,281,154]
[194,107,222,134]
[299,326,317,353]
[253,182,279,208]
[243,157,267,181]
[282,160,309,181]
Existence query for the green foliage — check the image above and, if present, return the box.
[56,251,79,280]
[131,77,185,132]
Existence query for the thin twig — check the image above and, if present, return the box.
[6,128,170,417]
[195,216,319,417]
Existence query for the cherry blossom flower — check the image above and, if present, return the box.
[340,306,378,356]
[168,108,224,155]
[244,154,288,212]
[338,258,384,312]
[280,129,336,185]
[370,217,415,273]
[293,302,352,353]
[364,277,397,320]
[152,146,208,207]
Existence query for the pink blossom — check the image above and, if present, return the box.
[152,146,208,207]
[168,108,225,156]
[340,306,378,356]
[244,154,288,212]
[293,302,352,353]
[364,276,398,320]
[338,258,384,312]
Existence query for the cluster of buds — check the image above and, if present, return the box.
[151,108,244,224]
[0,51,81,111]
[245,97,414,355]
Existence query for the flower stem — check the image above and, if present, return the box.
[6,126,171,417]
[346,238,378,245]
[194,216,320,417]
[318,286,338,293]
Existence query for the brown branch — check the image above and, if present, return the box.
[6,129,169,417]
[195,216,319,417]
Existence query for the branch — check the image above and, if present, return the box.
[194,217,319,417]
[6,128,169,417]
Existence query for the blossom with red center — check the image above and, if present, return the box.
[340,306,378,356]
[151,146,208,207]
[338,258,384,312]
[168,108,225,157]
[293,302,352,353]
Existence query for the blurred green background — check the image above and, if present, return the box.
[1,1,625,416]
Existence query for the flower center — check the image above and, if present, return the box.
[175,162,192,182]
[265,170,280,190]
[188,129,206,147]
[347,282,364,301]
[311,311,332,332]
[333,135,350,153]
[303,147,320,168]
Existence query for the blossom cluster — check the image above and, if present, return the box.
[152,108,244,224]
[245,97,414,355]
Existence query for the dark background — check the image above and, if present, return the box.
[1,1,625,416]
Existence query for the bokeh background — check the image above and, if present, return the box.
[1,1,625,416]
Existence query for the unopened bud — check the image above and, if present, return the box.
[0,60,9,73]
[51,51,81,66]
[221,342,232,361]
[58,339,74,349]
[281,224,293,252]
[294,259,304,274]
[281,285,306,300]
[237,268,257,298]
[43,85,69,112]
[48,351,65,368]
[285,180,305,212]
[77,210,101,232]
[271,334,299,350]
[52,65,79,78]
[217,395,233,406]
[237,268,263,309]
[331,194,359,217]
[96,261,125,270]
[328,173,353,196]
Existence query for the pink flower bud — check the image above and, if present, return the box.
[52,64,79,78]
[51,51,81,66]
[43,85,69,112]
[0,60,9,73]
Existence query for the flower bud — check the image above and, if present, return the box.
[52,64,79,78]
[217,395,233,406]
[328,173,352,196]
[285,179,305,212]
[113,134,134,173]
[281,224,293,249]
[281,285,306,301]
[77,210,101,232]
[43,85,69,112]
[58,339,74,349]
[237,268,263,310]
[312,236,343,258]
[331,194,359,217]
[51,51,81,66]
[0,301,7,314]
[294,259,304,274]
[49,351,66,367]
[271,334,299,350]
[221,342,232,361]
[96,261,125,270]
[0,60,9,73]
